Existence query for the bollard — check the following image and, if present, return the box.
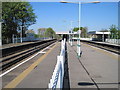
[70,38,72,46]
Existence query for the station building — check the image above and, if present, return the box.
[88,31,110,41]
[56,31,78,41]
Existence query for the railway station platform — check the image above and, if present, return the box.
[3,42,60,88]
[0,42,34,49]
[94,41,120,46]
[2,41,119,89]
[67,41,118,89]
[0,39,53,49]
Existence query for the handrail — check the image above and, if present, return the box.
[48,39,66,89]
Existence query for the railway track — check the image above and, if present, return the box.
[81,40,120,55]
[0,39,57,71]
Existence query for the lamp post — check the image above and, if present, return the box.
[102,32,104,42]
[60,0,100,57]
[78,1,81,57]
[69,30,70,43]
[69,21,76,45]
[70,21,73,46]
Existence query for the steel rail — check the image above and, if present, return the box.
[81,40,120,55]
[0,40,57,71]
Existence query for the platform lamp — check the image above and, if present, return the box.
[60,0,100,57]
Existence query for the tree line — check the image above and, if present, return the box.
[72,27,88,38]
[27,27,59,39]
[37,27,59,39]
[72,25,120,39]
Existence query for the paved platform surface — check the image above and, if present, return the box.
[67,41,119,89]
[3,41,119,89]
[81,40,120,46]
[1,39,52,49]
[95,41,120,46]
[3,42,60,88]
[0,42,33,49]
[15,42,60,88]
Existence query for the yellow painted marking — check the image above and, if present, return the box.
[4,42,58,88]
[82,43,119,60]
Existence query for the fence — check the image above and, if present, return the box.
[80,38,92,41]
[105,39,120,45]
[48,39,66,89]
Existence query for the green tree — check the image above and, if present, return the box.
[109,25,118,39]
[38,28,46,38]
[99,29,108,32]
[2,2,36,44]
[45,28,55,38]
[73,27,79,32]
[26,29,35,34]
[34,34,39,38]
[118,30,120,39]
[72,27,88,38]
[81,27,88,38]
[26,29,39,38]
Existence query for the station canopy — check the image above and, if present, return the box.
[88,31,110,35]
[56,31,80,35]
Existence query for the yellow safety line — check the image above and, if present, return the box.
[4,42,58,88]
[82,43,119,60]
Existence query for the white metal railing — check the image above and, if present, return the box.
[105,39,120,45]
[48,39,66,89]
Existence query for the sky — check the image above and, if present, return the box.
[27,0,120,2]
[28,1,118,34]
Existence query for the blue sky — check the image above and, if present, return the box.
[81,2,118,31]
[28,1,118,33]
[27,0,120,2]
